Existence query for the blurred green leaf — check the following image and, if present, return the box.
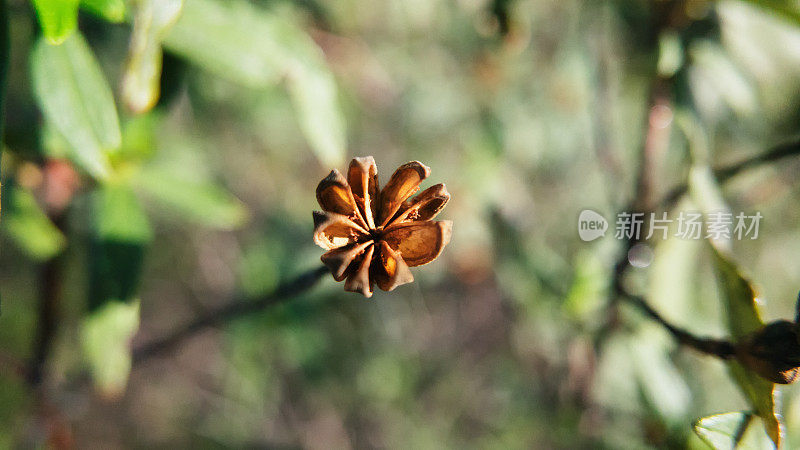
[689,41,758,117]
[118,112,159,160]
[0,0,8,147]
[31,32,121,179]
[89,183,151,311]
[657,31,683,77]
[163,0,286,88]
[80,0,126,22]
[136,168,248,229]
[690,166,730,220]
[711,245,781,447]
[40,121,70,159]
[31,0,79,44]
[95,183,152,243]
[631,333,691,423]
[81,299,140,397]
[358,354,407,402]
[563,249,607,320]
[238,239,279,297]
[739,0,800,26]
[726,362,780,448]
[163,0,345,166]
[649,213,702,323]
[286,63,346,167]
[1,183,66,260]
[121,0,183,113]
[84,183,149,395]
[693,411,775,450]
[711,245,764,340]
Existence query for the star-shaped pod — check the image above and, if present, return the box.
[313,157,452,297]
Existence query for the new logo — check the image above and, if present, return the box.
[578,209,608,242]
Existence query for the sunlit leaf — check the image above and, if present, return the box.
[688,161,731,255]
[690,166,730,224]
[119,112,160,160]
[286,63,346,167]
[31,0,79,45]
[711,245,781,447]
[689,41,758,117]
[693,411,775,450]
[163,0,345,166]
[95,183,152,243]
[727,362,781,448]
[649,210,702,322]
[563,249,607,320]
[635,207,700,424]
[136,168,248,229]
[1,183,66,260]
[84,183,150,396]
[31,33,121,179]
[711,245,764,340]
[163,0,284,87]
[631,331,691,422]
[657,31,683,77]
[40,121,71,159]
[591,334,640,413]
[81,299,140,397]
[80,0,126,22]
[739,0,800,26]
[121,0,184,113]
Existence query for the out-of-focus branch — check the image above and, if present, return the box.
[27,214,67,387]
[132,265,330,365]
[633,85,672,212]
[655,137,800,211]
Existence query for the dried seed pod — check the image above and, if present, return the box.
[313,157,452,298]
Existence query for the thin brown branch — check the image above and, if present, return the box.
[618,287,736,359]
[132,265,330,365]
[655,137,800,212]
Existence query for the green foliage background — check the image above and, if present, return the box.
[3,0,800,447]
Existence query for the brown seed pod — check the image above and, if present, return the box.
[313,157,452,298]
[736,320,800,384]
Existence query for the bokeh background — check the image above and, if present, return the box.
[4,0,800,447]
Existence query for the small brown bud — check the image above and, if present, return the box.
[736,320,800,384]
